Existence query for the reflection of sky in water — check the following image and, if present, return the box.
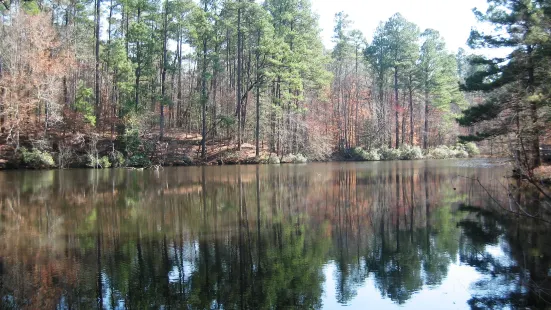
[168,242,197,283]
[322,261,482,309]
[1,161,548,309]
[485,237,514,267]
[102,273,127,310]
[168,261,195,284]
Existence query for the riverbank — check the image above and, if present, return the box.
[0,129,307,169]
[0,129,486,170]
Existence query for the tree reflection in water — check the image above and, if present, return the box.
[0,160,549,309]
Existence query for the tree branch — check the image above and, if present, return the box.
[0,0,9,10]
[458,175,551,224]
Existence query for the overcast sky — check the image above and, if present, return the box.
[311,0,489,53]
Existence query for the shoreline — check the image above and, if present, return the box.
[0,156,506,171]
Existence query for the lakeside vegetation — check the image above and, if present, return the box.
[0,0,549,175]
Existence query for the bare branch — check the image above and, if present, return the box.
[0,0,9,11]
[458,175,551,224]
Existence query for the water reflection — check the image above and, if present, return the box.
[0,160,550,309]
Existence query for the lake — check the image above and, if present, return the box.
[1,159,550,309]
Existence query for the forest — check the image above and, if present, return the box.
[0,0,549,170]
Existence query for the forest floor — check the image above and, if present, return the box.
[158,129,277,166]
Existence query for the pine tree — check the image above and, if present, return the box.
[419,29,461,149]
[459,0,551,169]
[383,13,419,148]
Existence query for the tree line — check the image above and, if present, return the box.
[0,0,547,168]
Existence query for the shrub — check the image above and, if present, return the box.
[281,154,295,163]
[399,144,424,160]
[267,155,280,164]
[182,155,194,165]
[350,147,365,160]
[379,147,401,161]
[127,154,151,167]
[281,153,307,163]
[109,150,126,167]
[463,142,480,156]
[20,147,56,169]
[364,149,381,161]
[87,155,111,168]
[453,149,469,158]
[294,153,308,163]
[428,145,470,159]
[428,145,453,159]
[118,126,153,167]
[346,147,381,161]
[119,128,141,157]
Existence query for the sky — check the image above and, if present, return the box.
[311,0,489,53]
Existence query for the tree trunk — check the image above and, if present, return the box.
[177,33,183,127]
[255,30,261,158]
[212,50,218,138]
[134,7,141,112]
[200,4,208,159]
[394,67,399,149]
[95,0,101,124]
[354,45,359,146]
[236,0,242,151]
[423,89,429,149]
[409,86,414,145]
[159,0,168,141]
[527,45,540,169]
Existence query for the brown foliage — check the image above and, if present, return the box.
[0,12,75,147]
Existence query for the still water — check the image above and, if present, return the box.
[1,159,550,309]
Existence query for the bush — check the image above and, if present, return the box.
[20,147,56,169]
[119,128,141,156]
[344,146,382,161]
[379,147,401,161]
[348,144,471,162]
[281,154,294,163]
[182,155,194,165]
[428,145,453,159]
[127,154,151,167]
[463,142,480,156]
[87,155,111,168]
[427,145,470,159]
[281,153,308,163]
[109,150,126,167]
[350,147,366,160]
[267,155,280,164]
[399,144,424,160]
[453,149,469,158]
[294,153,308,163]
[448,143,479,158]
[118,126,153,167]
[364,149,381,161]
